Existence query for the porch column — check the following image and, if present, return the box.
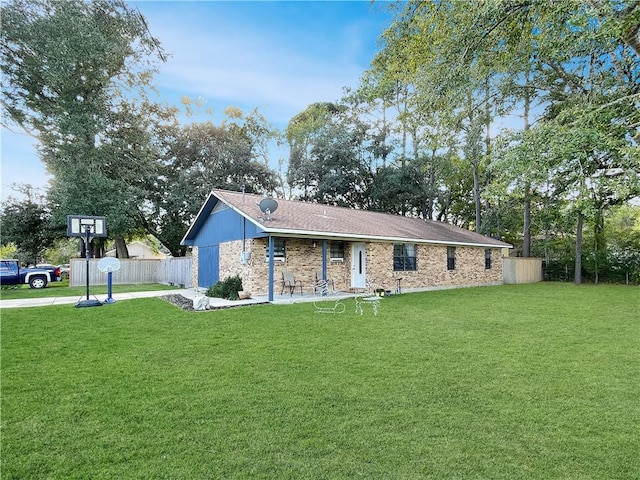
[268,235,275,302]
[322,239,328,281]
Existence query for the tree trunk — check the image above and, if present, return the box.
[483,79,492,236]
[593,206,605,285]
[473,161,482,233]
[622,23,640,57]
[89,239,105,258]
[575,212,583,285]
[424,149,436,220]
[523,191,531,257]
[522,71,532,257]
[115,236,130,258]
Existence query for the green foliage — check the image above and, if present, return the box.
[205,275,243,301]
[148,110,279,256]
[368,0,639,283]
[0,185,53,264]
[0,242,18,259]
[41,238,80,265]
[597,205,640,283]
[2,284,638,478]
[1,0,170,242]
[286,102,374,208]
[537,205,640,284]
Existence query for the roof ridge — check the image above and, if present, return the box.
[212,188,437,223]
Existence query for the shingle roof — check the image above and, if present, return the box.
[211,189,511,249]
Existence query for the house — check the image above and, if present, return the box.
[106,240,169,260]
[181,189,512,301]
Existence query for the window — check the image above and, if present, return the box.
[447,246,456,270]
[485,249,492,269]
[330,241,345,261]
[265,237,286,261]
[394,244,416,271]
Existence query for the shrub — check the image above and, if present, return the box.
[206,275,243,300]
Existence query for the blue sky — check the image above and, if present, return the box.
[1,1,395,200]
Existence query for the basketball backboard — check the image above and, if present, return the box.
[67,215,107,237]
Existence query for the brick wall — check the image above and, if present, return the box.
[218,240,249,287]
[208,238,503,296]
[366,243,502,291]
[244,238,346,295]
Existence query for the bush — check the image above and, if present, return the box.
[206,275,243,300]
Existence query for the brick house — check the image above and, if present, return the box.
[181,189,512,301]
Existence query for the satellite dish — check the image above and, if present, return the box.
[258,198,278,221]
[97,257,122,273]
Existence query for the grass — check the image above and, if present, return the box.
[2,283,639,479]
[0,280,178,300]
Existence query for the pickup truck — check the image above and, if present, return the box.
[0,259,62,289]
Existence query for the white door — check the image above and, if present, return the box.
[351,243,366,288]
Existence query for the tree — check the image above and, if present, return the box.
[0,185,53,264]
[604,205,640,284]
[363,2,509,231]
[1,0,168,256]
[144,110,279,256]
[286,102,374,208]
[372,0,640,284]
[286,102,343,200]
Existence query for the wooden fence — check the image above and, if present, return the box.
[70,257,193,287]
[503,257,543,284]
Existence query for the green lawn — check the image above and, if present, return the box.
[2,283,638,479]
[0,280,178,300]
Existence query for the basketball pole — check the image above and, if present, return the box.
[84,224,91,301]
[67,215,106,308]
[105,271,115,304]
[75,222,102,308]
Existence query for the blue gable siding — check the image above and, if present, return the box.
[192,205,266,288]
[193,206,265,247]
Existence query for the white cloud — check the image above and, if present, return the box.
[1,1,391,200]
[142,2,377,123]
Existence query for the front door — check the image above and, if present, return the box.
[351,243,366,289]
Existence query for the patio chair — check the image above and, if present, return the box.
[281,270,303,296]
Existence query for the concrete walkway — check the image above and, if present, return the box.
[0,287,360,309]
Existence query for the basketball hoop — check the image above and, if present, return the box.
[97,257,121,304]
[67,215,107,308]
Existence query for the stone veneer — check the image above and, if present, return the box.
[193,238,503,295]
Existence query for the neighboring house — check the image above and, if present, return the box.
[106,240,168,260]
[182,189,512,301]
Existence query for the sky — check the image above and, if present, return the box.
[0,1,395,201]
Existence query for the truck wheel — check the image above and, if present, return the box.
[29,276,48,289]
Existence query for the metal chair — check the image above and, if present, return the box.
[281,270,303,296]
